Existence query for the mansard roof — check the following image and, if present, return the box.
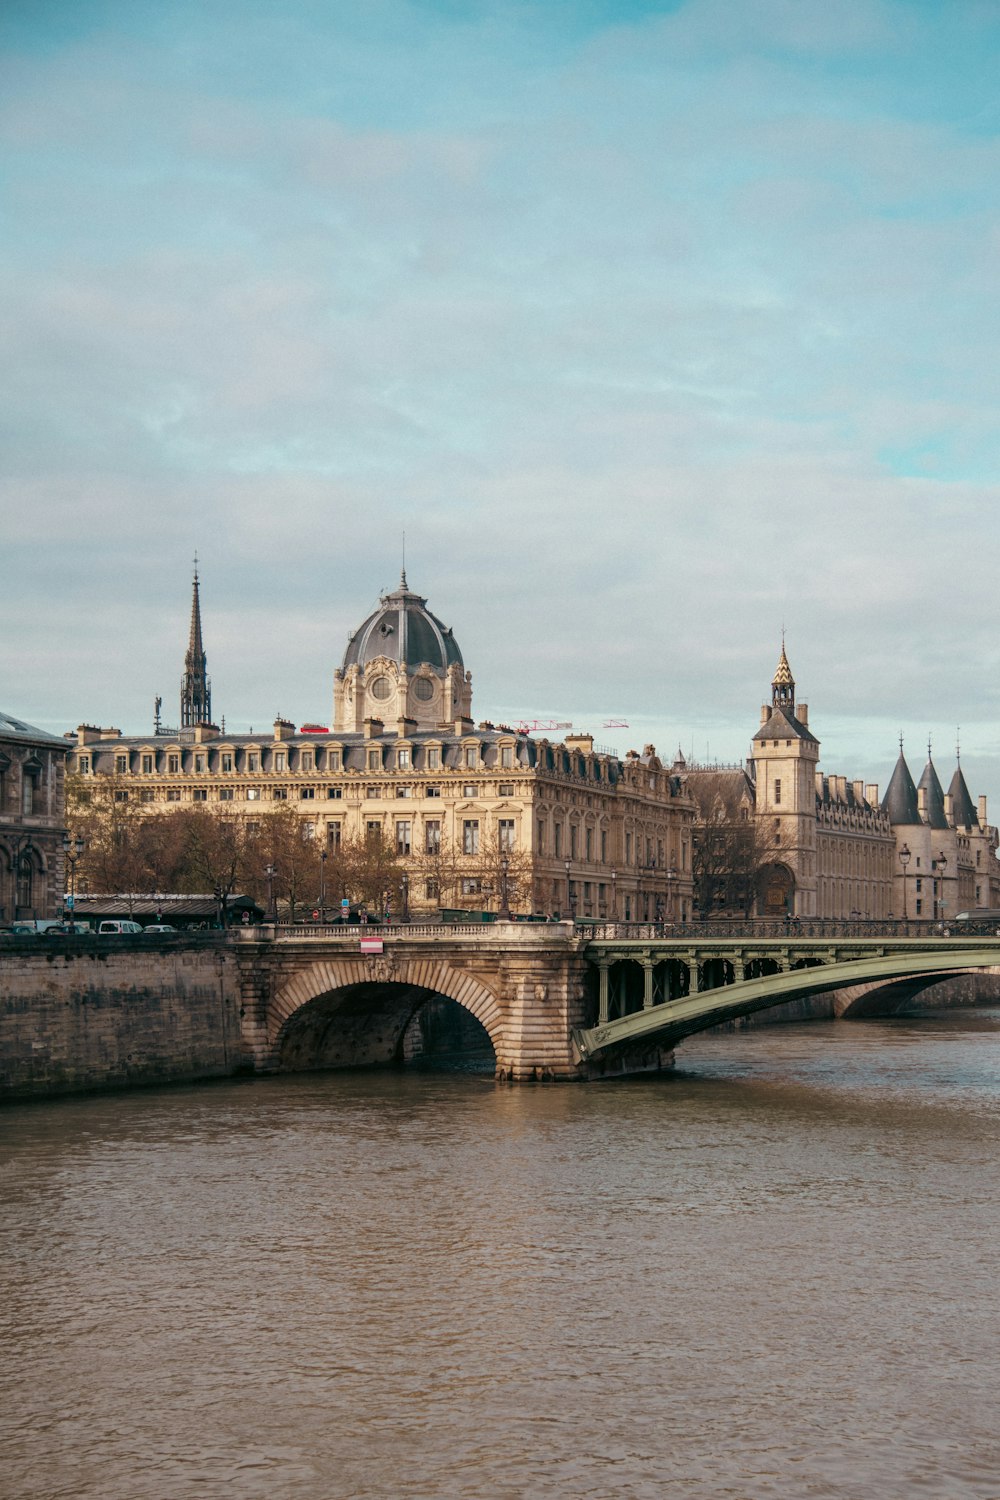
[753,705,819,745]
[0,709,68,749]
[948,764,979,828]
[918,757,949,830]
[881,750,920,826]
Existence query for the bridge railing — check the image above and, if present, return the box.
[575,918,1000,941]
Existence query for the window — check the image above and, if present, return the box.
[426,786,441,798]
[601,830,607,862]
[396,786,412,798]
[328,823,342,850]
[140,789,155,803]
[78,755,91,775]
[275,751,286,772]
[464,747,477,769]
[221,753,233,773]
[774,778,782,805]
[554,824,562,857]
[425,878,440,900]
[915,878,922,893]
[396,820,412,856]
[167,754,180,774]
[22,770,37,815]
[16,855,32,911]
[916,899,923,915]
[425,820,441,855]
[166,788,181,802]
[329,751,341,772]
[302,751,313,772]
[273,788,287,801]
[397,749,410,769]
[586,828,593,861]
[426,748,440,770]
[570,825,578,858]
[365,785,379,798]
[463,785,477,798]
[463,820,480,855]
[300,787,315,800]
[115,755,128,775]
[368,749,381,771]
[247,788,260,800]
[461,878,481,896]
[195,754,206,773]
[536,820,545,854]
[501,745,514,769]
[302,822,315,840]
[327,787,343,799]
[625,832,632,864]
[247,753,259,772]
[498,819,515,851]
[193,789,207,802]
[499,783,514,797]
[366,820,382,842]
[219,788,234,801]
[141,754,153,774]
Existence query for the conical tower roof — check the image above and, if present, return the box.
[948,762,978,828]
[772,643,794,692]
[881,748,920,826]
[918,754,949,830]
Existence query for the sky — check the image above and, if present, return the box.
[3,0,1000,806]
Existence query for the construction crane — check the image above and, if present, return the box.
[512,717,630,734]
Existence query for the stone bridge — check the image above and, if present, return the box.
[3,921,1000,1097]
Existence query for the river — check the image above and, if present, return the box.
[3,1008,1000,1498]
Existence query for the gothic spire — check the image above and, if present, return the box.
[181,560,212,727]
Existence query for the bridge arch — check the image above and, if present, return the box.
[267,954,507,1073]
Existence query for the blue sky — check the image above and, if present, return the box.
[3,0,1000,806]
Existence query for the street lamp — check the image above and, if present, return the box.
[936,850,948,921]
[611,868,617,922]
[499,853,511,920]
[564,857,573,921]
[402,871,410,923]
[667,863,677,923]
[61,832,84,921]
[265,863,276,921]
[319,849,327,917]
[898,843,911,922]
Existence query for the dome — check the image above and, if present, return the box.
[341,573,464,678]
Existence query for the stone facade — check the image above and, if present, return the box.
[69,573,697,922]
[0,709,70,923]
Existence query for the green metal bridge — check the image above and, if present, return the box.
[572,931,1000,1064]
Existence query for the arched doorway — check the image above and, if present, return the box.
[758,862,795,918]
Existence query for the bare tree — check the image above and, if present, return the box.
[688,774,778,918]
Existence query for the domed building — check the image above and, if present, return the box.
[333,572,472,734]
[68,569,697,922]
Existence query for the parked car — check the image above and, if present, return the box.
[143,924,178,933]
[42,922,93,936]
[97,920,144,935]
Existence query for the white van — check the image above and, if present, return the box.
[97,920,144,935]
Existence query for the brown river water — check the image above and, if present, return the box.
[3,1008,1000,1499]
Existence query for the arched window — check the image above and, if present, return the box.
[16,852,33,911]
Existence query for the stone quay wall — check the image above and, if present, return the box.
[0,936,242,1101]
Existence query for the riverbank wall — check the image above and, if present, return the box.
[0,937,243,1101]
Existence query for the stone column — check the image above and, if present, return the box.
[597,961,610,1025]
[642,956,654,1009]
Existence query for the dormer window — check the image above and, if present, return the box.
[274,751,286,772]
[397,749,410,770]
[302,750,314,772]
